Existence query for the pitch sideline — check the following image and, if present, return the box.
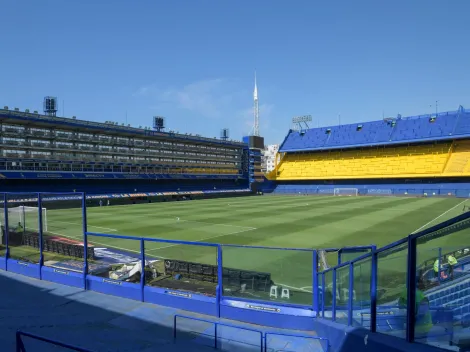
[412,198,468,233]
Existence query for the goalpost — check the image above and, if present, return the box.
[6,206,48,232]
[333,188,359,197]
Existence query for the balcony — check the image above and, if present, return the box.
[32,142,49,148]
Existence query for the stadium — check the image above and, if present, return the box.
[2,99,470,352]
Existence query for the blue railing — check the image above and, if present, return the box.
[316,210,470,342]
[1,192,469,348]
[174,314,264,350]
[174,314,330,351]
[264,332,329,352]
[16,331,93,352]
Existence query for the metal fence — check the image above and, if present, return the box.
[1,192,470,349]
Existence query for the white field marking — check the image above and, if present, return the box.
[85,194,316,213]
[52,220,118,232]
[86,195,258,211]
[128,215,256,230]
[146,227,257,251]
[177,219,256,230]
[46,231,142,255]
[277,283,312,293]
[412,199,468,234]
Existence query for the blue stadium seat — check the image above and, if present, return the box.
[280,109,470,152]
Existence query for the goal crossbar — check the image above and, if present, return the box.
[333,188,359,196]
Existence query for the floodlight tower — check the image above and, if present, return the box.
[153,116,165,132]
[220,128,229,141]
[253,71,260,136]
[43,96,58,116]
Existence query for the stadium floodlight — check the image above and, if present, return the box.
[333,188,359,197]
[153,116,165,132]
[292,115,312,124]
[292,115,312,131]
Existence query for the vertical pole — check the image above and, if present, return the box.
[348,262,354,326]
[437,247,442,283]
[406,237,417,343]
[38,193,44,279]
[173,316,177,340]
[370,249,378,333]
[82,193,88,290]
[4,194,9,262]
[214,323,218,349]
[216,245,223,318]
[140,238,145,302]
[338,249,342,265]
[332,269,337,321]
[321,273,325,318]
[313,250,319,315]
[21,206,25,233]
[16,331,25,352]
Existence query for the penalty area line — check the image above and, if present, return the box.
[146,227,257,251]
[177,219,256,230]
[53,221,118,232]
[412,199,468,234]
[131,215,256,230]
[277,283,313,293]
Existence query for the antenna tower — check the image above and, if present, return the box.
[253,71,260,136]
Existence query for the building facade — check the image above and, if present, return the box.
[263,144,279,173]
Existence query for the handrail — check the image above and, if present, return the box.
[2,191,469,346]
[16,331,93,352]
[319,209,470,275]
[264,332,329,352]
[221,243,315,251]
[86,231,220,247]
[174,314,263,350]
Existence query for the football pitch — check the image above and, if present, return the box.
[54,194,466,251]
[8,195,469,305]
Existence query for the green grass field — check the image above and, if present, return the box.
[4,195,469,306]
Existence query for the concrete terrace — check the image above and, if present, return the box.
[0,270,323,352]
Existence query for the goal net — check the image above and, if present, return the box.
[333,188,358,197]
[5,206,48,232]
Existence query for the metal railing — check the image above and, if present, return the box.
[16,331,93,352]
[1,192,469,347]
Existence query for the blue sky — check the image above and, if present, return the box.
[1,0,469,145]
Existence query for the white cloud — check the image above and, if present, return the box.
[132,86,151,97]
[135,78,238,119]
[133,78,275,139]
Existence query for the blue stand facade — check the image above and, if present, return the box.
[7,260,40,279]
[144,286,217,316]
[220,299,315,331]
[86,275,141,301]
[41,267,84,289]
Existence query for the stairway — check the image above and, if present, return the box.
[444,141,470,174]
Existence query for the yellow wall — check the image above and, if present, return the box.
[275,141,470,180]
